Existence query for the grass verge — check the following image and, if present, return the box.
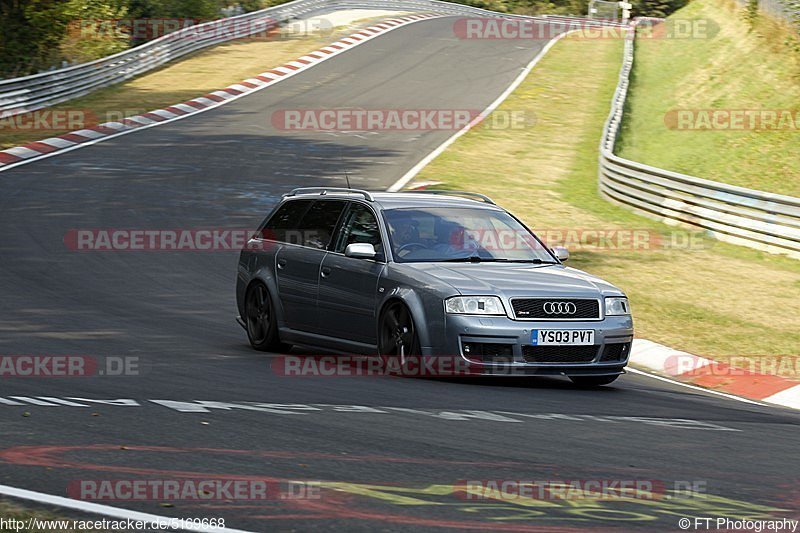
[410,35,800,366]
[617,0,800,196]
[0,16,396,150]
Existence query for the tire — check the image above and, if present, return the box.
[378,301,421,374]
[244,283,291,352]
[569,375,619,387]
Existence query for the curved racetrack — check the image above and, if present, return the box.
[0,16,798,532]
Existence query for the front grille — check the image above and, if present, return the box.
[511,298,600,320]
[599,342,631,362]
[462,342,514,364]
[522,345,599,363]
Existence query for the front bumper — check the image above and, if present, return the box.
[434,313,634,377]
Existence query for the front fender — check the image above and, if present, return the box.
[377,285,448,355]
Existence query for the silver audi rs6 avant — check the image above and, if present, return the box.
[236,188,633,386]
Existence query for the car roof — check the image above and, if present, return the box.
[283,190,504,211]
[371,192,501,210]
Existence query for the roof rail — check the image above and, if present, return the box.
[284,187,374,201]
[407,190,495,205]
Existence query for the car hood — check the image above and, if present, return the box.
[401,263,624,298]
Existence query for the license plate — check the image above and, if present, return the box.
[531,329,594,346]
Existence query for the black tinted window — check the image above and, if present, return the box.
[261,200,311,242]
[383,207,553,263]
[333,203,382,254]
[295,200,347,249]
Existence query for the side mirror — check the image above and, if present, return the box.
[551,246,569,262]
[344,243,376,259]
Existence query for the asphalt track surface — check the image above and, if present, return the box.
[1,15,799,532]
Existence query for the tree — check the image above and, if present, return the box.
[128,0,221,19]
[61,0,130,63]
[632,0,688,18]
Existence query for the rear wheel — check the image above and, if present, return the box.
[245,283,291,352]
[569,375,619,387]
[378,302,421,373]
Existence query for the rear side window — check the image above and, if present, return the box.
[296,200,347,249]
[261,200,311,243]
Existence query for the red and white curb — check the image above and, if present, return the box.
[0,13,441,172]
[630,339,800,410]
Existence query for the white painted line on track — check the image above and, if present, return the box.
[627,368,768,407]
[387,25,574,192]
[0,484,255,533]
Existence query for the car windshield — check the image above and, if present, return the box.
[383,206,556,263]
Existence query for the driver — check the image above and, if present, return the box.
[391,218,420,248]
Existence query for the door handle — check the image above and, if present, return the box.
[277,259,287,270]
[320,266,332,278]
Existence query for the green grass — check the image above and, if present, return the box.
[617,0,800,196]
[411,35,800,364]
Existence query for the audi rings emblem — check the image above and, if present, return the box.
[543,301,577,315]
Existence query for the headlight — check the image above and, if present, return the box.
[605,297,630,316]
[445,296,505,315]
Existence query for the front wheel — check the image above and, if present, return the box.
[378,302,421,373]
[245,283,291,352]
[569,375,619,387]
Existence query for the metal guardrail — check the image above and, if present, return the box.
[0,0,615,119]
[598,19,800,258]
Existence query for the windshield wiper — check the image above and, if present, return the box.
[439,257,558,264]
[497,258,560,264]
[440,256,492,262]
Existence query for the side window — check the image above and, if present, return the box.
[333,203,382,255]
[261,200,312,243]
[295,200,347,250]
